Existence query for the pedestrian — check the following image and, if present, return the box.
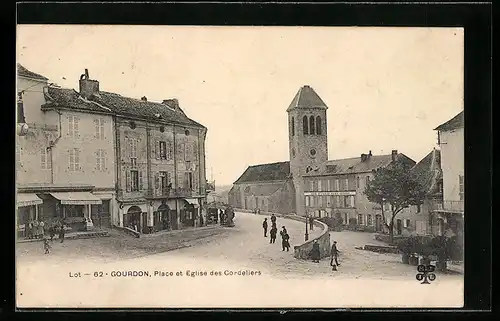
[280,226,290,252]
[33,219,40,239]
[59,222,66,243]
[270,225,277,244]
[25,220,33,239]
[39,219,45,238]
[262,218,268,237]
[43,237,51,254]
[49,223,56,241]
[271,214,277,225]
[309,216,314,231]
[311,239,321,263]
[330,241,340,268]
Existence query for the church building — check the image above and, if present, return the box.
[228,85,415,227]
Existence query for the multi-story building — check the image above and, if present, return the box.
[72,70,208,234]
[229,85,415,230]
[433,111,464,237]
[16,64,115,236]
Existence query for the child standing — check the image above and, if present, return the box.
[43,237,51,254]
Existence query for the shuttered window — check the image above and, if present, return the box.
[95,118,105,139]
[68,115,79,138]
[41,148,51,170]
[96,149,107,171]
[167,140,173,160]
[125,170,131,192]
[69,148,80,171]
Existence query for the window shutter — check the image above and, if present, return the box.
[94,150,99,170]
[167,172,172,185]
[139,171,144,191]
[155,172,160,191]
[74,117,79,136]
[40,148,46,169]
[103,150,107,170]
[183,172,189,188]
[68,149,74,170]
[155,141,159,159]
[125,170,131,192]
[94,119,99,138]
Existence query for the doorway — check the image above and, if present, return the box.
[396,219,402,235]
[125,206,142,232]
[375,214,383,232]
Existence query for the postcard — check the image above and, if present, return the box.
[16,25,464,308]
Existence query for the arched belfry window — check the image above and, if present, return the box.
[316,116,322,135]
[303,116,309,135]
[291,117,295,136]
[309,116,315,135]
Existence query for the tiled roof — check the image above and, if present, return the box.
[42,87,112,114]
[434,111,464,131]
[17,63,48,81]
[42,87,205,128]
[411,149,442,195]
[305,153,416,176]
[234,161,291,184]
[287,85,328,111]
[243,183,284,196]
[90,91,204,128]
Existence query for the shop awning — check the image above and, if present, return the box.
[50,192,102,205]
[17,193,43,207]
[184,198,199,207]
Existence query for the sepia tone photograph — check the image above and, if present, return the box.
[16,25,464,308]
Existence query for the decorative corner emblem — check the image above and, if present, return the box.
[416,264,436,284]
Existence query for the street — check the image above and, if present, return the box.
[16,212,463,308]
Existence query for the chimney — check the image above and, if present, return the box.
[141,96,147,101]
[163,98,179,110]
[79,69,99,99]
[361,153,368,162]
[391,150,398,161]
[368,150,372,157]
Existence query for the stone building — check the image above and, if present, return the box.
[74,70,208,234]
[229,85,415,230]
[16,64,115,236]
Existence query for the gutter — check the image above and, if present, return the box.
[45,108,63,184]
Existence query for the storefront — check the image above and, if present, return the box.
[48,191,103,231]
[181,198,199,228]
[16,193,43,238]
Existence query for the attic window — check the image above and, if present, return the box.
[185,129,190,136]
[160,126,165,133]
[130,121,136,129]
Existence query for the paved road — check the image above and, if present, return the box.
[16,213,463,308]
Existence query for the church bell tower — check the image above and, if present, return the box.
[287,85,328,216]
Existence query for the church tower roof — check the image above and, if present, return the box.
[286,85,328,112]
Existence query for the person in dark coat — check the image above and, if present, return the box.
[269,225,277,244]
[271,214,277,225]
[309,216,314,231]
[280,226,290,251]
[59,222,66,243]
[262,218,268,237]
[330,241,340,267]
[43,237,51,254]
[311,239,321,263]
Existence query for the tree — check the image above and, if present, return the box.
[364,161,427,244]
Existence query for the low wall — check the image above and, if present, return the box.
[234,208,331,260]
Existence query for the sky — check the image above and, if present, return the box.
[17,25,464,186]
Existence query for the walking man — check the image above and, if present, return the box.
[270,224,277,244]
[262,218,268,237]
[271,214,277,226]
[330,241,340,269]
[280,226,290,252]
[59,222,66,243]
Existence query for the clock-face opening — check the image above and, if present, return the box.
[310,148,317,157]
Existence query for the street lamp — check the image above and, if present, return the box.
[305,210,309,242]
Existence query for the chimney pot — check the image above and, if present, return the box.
[361,153,367,162]
[141,96,147,101]
[79,69,99,99]
[369,150,372,156]
[391,150,398,161]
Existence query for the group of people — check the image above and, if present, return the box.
[262,214,290,251]
[262,214,341,270]
[23,219,67,255]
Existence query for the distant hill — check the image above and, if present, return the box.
[215,184,232,203]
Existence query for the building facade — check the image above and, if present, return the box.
[16,64,115,236]
[76,70,208,234]
[229,85,416,230]
[433,111,464,238]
